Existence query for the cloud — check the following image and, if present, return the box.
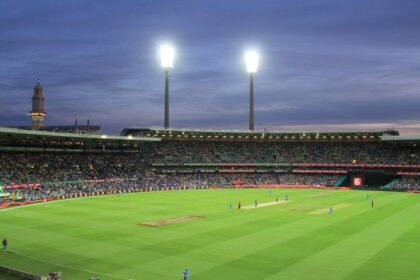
[1,0,420,134]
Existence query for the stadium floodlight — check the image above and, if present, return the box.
[160,45,175,69]
[159,45,175,129]
[244,51,259,130]
[245,51,259,73]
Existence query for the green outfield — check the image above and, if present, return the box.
[0,188,419,280]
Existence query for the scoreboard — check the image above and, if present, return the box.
[348,170,397,188]
[351,176,365,187]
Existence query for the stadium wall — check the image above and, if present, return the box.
[0,265,47,280]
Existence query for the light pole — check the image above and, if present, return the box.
[160,45,175,129]
[245,51,259,131]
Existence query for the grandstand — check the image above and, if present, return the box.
[1,126,419,208]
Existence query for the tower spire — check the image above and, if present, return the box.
[29,79,47,130]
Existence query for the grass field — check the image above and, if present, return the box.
[0,188,419,280]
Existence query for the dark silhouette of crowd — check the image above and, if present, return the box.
[1,138,419,204]
[137,173,340,188]
[143,141,419,164]
[1,141,418,185]
[387,177,420,190]
[0,153,145,185]
[2,180,146,202]
[1,174,341,203]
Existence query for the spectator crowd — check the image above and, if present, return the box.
[387,177,420,190]
[0,139,419,204]
[1,173,341,203]
[144,141,419,164]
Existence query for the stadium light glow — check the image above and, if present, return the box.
[160,45,175,68]
[245,51,259,73]
[159,44,175,129]
[245,50,259,130]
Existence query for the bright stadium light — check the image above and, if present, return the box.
[160,45,175,69]
[244,50,260,130]
[159,44,175,129]
[245,51,259,73]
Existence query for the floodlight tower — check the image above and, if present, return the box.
[245,51,259,131]
[160,45,175,129]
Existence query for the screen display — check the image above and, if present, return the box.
[352,176,364,187]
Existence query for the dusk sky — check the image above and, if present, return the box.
[1,0,420,134]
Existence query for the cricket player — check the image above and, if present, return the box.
[2,238,7,252]
[229,201,233,210]
[238,201,241,210]
[255,200,258,207]
[329,206,333,215]
[183,268,189,280]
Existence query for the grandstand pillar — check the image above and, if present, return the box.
[249,73,254,131]
[164,69,170,129]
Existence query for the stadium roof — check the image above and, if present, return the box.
[0,127,159,141]
[13,125,101,131]
[121,127,399,142]
[0,127,160,151]
[382,135,420,142]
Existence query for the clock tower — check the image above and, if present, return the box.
[29,79,47,130]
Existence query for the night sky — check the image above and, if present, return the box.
[1,0,420,134]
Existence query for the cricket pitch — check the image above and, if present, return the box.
[242,200,290,210]
[141,216,202,227]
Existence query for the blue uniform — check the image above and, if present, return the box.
[229,202,233,209]
[285,194,288,201]
[183,269,189,280]
[329,206,333,215]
